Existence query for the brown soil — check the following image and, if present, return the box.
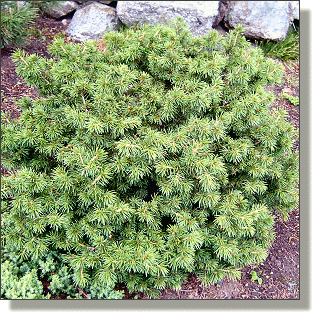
[1,16,299,300]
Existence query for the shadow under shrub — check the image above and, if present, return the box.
[1,19,299,298]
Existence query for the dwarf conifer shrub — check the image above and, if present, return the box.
[1,20,299,298]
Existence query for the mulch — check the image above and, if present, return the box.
[1,16,300,300]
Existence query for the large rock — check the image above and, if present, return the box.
[43,1,79,19]
[213,1,227,28]
[117,1,220,37]
[290,1,299,20]
[66,1,121,42]
[224,1,292,41]
[75,1,112,4]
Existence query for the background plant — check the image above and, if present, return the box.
[28,1,62,16]
[1,20,299,298]
[250,270,263,285]
[1,1,38,49]
[1,1,61,49]
[257,24,299,61]
[1,247,124,299]
[282,93,299,106]
[1,260,48,299]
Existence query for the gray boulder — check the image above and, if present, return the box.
[213,1,227,28]
[75,1,112,4]
[224,1,292,41]
[117,1,220,37]
[42,1,79,19]
[290,1,299,20]
[66,1,121,42]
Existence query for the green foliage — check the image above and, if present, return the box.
[1,257,48,299]
[1,20,299,298]
[0,1,38,49]
[1,249,124,299]
[0,1,62,49]
[258,25,299,61]
[283,93,299,106]
[29,27,47,43]
[28,1,63,18]
[85,283,124,299]
[250,270,263,284]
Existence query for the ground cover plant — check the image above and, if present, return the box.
[1,19,299,298]
[258,25,299,62]
[282,93,299,107]
[0,1,61,49]
[1,1,38,49]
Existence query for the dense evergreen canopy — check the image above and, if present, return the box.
[1,19,299,298]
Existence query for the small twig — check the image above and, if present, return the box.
[78,152,85,166]
[81,94,86,106]
[214,119,222,128]
[19,55,29,66]
[60,45,67,54]
[77,286,89,299]
[179,289,194,292]
[233,29,240,47]
[138,30,146,42]
[288,236,299,244]
[91,173,103,186]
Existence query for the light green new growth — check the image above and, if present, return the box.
[1,19,299,298]
[283,93,299,106]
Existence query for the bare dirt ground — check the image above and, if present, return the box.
[1,16,300,300]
